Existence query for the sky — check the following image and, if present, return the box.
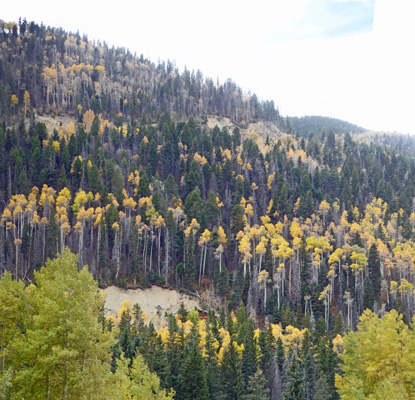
[2,0,415,134]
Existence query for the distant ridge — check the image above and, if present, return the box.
[289,115,365,136]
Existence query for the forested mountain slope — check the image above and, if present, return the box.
[2,18,415,399]
[2,17,415,326]
[289,115,365,137]
[0,20,282,127]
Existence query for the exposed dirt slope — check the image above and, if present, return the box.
[206,115,287,143]
[102,285,200,320]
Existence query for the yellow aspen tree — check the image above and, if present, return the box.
[42,66,57,110]
[72,190,89,215]
[94,208,103,266]
[123,193,137,236]
[329,248,343,287]
[350,250,368,298]
[238,234,252,278]
[113,222,121,280]
[216,226,227,273]
[319,199,330,227]
[258,270,269,310]
[399,278,414,310]
[155,215,165,276]
[76,207,90,266]
[336,310,415,399]
[198,229,211,285]
[244,203,254,226]
[23,90,30,117]
[319,284,331,327]
[83,109,95,132]
[255,236,267,275]
[11,95,18,110]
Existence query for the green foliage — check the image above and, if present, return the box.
[128,353,175,399]
[220,340,245,400]
[336,309,415,399]
[284,350,305,400]
[0,272,29,374]
[180,338,209,400]
[244,368,269,400]
[3,22,415,400]
[11,249,117,399]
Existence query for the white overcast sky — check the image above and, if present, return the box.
[3,0,415,134]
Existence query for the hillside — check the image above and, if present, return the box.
[0,20,283,129]
[2,17,415,321]
[2,18,415,399]
[289,115,366,137]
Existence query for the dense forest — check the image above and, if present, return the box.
[288,116,365,137]
[2,18,415,399]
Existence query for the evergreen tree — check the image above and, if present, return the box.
[220,339,245,400]
[205,326,220,400]
[315,337,339,400]
[367,243,381,304]
[184,187,203,223]
[180,337,209,400]
[283,350,305,400]
[185,160,201,196]
[301,331,315,400]
[244,368,269,400]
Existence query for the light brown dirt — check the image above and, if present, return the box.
[101,285,200,320]
[36,114,75,135]
[206,115,287,145]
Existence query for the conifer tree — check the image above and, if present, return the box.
[367,243,381,304]
[283,350,305,400]
[205,325,220,400]
[220,339,245,400]
[244,368,270,400]
[180,336,209,400]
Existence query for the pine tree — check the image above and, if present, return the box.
[241,319,257,385]
[185,160,201,196]
[57,165,68,190]
[140,322,168,388]
[301,331,315,400]
[180,337,209,400]
[205,325,220,400]
[367,243,381,304]
[220,339,245,400]
[283,350,305,400]
[244,368,270,400]
[316,337,339,400]
[276,336,285,375]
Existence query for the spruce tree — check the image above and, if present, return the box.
[220,339,245,400]
[301,331,315,400]
[367,243,381,303]
[205,326,220,400]
[244,368,270,400]
[283,350,305,400]
[315,337,339,400]
[180,338,209,400]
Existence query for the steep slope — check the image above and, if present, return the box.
[0,20,283,129]
[1,19,415,335]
